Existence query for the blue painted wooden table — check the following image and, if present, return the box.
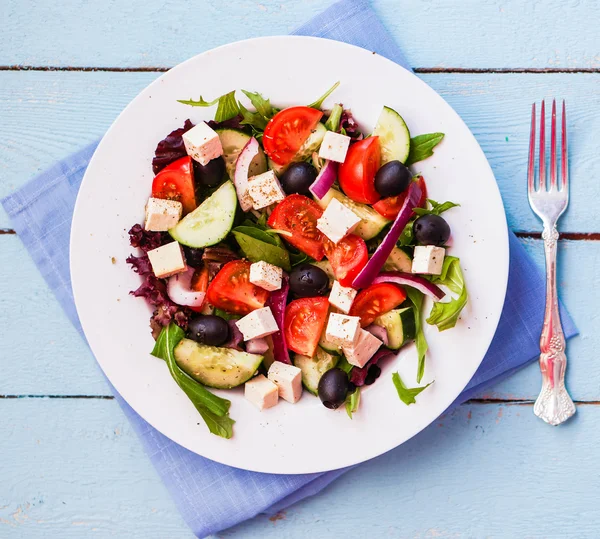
[1,1,599,537]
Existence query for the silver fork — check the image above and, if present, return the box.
[528,99,575,426]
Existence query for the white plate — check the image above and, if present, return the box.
[71,36,509,474]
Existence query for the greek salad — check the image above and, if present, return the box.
[127,83,467,438]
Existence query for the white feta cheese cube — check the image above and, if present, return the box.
[316,198,361,244]
[248,170,286,210]
[318,131,351,163]
[342,328,383,368]
[235,307,279,341]
[144,197,182,232]
[325,312,361,346]
[147,241,187,278]
[249,261,283,292]
[245,374,279,411]
[328,281,357,314]
[411,245,445,275]
[182,121,223,165]
[268,361,303,403]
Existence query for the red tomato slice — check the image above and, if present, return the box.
[267,194,325,260]
[373,175,428,220]
[263,107,323,165]
[284,297,330,357]
[324,234,368,288]
[151,156,197,215]
[188,265,210,313]
[349,283,407,327]
[338,137,381,204]
[206,260,270,315]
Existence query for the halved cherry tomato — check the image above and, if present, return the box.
[284,297,330,357]
[189,264,210,313]
[152,156,197,215]
[207,260,270,315]
[263,107,323,165]
[267,194,325,260]
[349,283,407,327]
[373,175,428,220]
[324,234,368,288]
[338,137,381,204]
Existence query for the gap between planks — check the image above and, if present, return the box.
[1,65,600,74]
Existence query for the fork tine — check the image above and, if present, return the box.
[528,103,536,193]
[561,100,568,192]
[539,100,546,191]
[550,99,558,190]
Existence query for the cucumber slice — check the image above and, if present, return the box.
[293,348,339,395]
[169,181,237,248]
[311,260,335,286]
[373,307,416,350]
[383,246,413,273]
[216,128,267,180]
[315,188,390,240]
[373,106,411,165]
[174,338,263,389]
[267,123,327,175]
[318,324,341,355]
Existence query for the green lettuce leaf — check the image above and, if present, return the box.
[413,199,460,217]
[345,388,361,419]
[405,133,445,166]
[392,372,433,405]
[152,324,234,438]
[404,287,429,383]
[232,228,291,271]
[241,90,273,118]
[324,103,343,132]
[308,81,340,109]
[427,257,468,331]
[177,90,240,123]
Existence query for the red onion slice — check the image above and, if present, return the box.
[364,324,389,346]
[373,272,445,301]
[245,337,270,355]
[234,137,259,211]
[352,182,422,288]
[309,160,338,200]
[266,274,291,364]
[166,268,205,307]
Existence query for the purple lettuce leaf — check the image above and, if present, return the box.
[152,119,194,174]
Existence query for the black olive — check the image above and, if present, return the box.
[374,160,412,197]
[289,264,329,297]
[193,156,225,187]
[280,162,318,195]
[318,368,350,409]
[187,315,230,346]
[413,214,451,246]
[364,364,381,386]
[182,246,204,268]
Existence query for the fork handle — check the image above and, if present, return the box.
[533,223,576,425]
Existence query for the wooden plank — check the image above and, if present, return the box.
[1,397,597,538]
[2,0,600,69]
[0,71,598,231]
[0,232,595,401]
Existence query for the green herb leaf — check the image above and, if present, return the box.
[152,324,234,437]
[345,388,361,419]
[241,90,273,118]
[404,288,428,383]
[176,96,221,107]
[324,104,343,132]
[397,219,415,247]
[427,257,468,331]
[336,355,354,374]
[405,133,445,166]
[214,91,240,122]
[413,199,460,217]
[308,81,340,109]
[239,102,269,131]
[392,372,433,405]
[232,230,291,271]
[213,308,241,321]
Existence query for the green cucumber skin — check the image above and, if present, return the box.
[174,338,263,389]
[293,348,339,395]
[169,180,237,248]
[374,307,415,350]
[216,128,267,179]
[373,106,411,165]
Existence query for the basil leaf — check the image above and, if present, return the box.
[308,81,340,109]
[232,230,291,271]
[405,133,445,166]
[392,372,433,405]
[152,324,234,438]
[290,250,311,267]
[413,199,460,217]
[233,225,279,246]
[427,257,468,331]
[241,90,273,119]
[345,388,361,419]
[404,288,428,383]
[325,104,343,132]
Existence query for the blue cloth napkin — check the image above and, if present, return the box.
[2,0,578,537]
